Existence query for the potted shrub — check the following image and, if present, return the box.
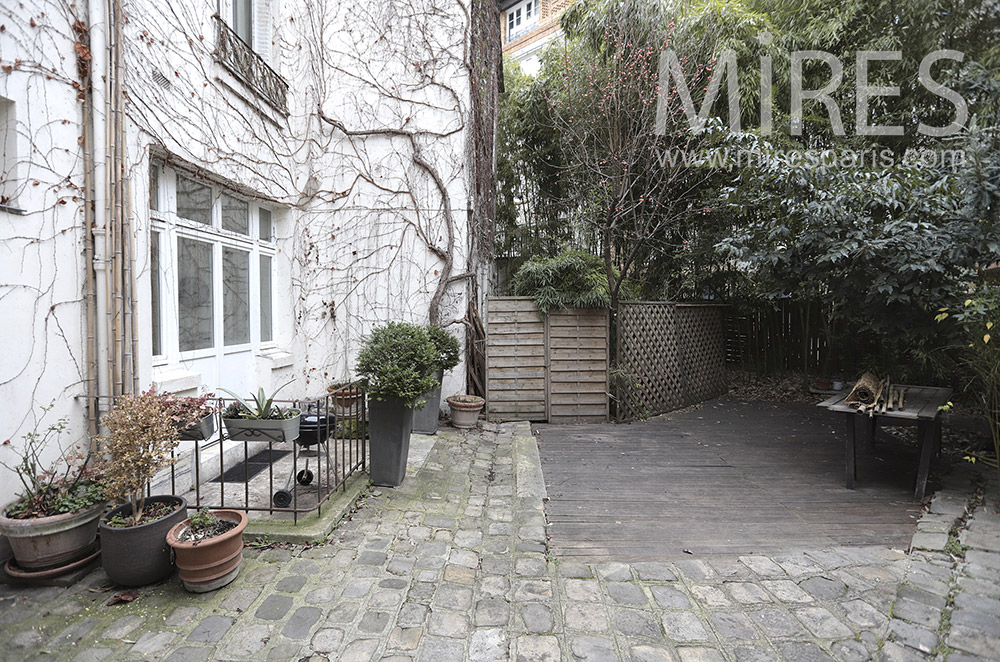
[158,391,218,440]
[166,508,249,593]
[356,322,438,486]
[0,407,106,574]
[220,381,300,442]
[446,395,485,429]
[412,325,462,435]
[97,391,188,586]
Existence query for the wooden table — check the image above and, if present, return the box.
[819,385,952,500]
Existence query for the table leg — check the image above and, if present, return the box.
[866,416,877,451]
[915,419,935,501]
[934,417,943,458]
[845,413,856,489]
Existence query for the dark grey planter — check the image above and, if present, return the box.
[368,397,413,487]
[178,413,216,441]
[99,495,188,586]
[411,369,443,435]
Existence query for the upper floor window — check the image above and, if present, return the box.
[233,0,253,46]
[214,1,287,113]
[0,96,19,210]
[507,0,538,42]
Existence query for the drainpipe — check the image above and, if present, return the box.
[87,0,111,412]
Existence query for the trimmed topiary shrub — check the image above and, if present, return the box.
[356,322,439,407]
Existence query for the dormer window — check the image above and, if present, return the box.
[507,0,538,42]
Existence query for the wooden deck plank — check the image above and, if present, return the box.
[536,398,925,563]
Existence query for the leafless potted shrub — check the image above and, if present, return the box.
[97,390,188,586]
[446,395,485,429]
[166,508,248,593]
[0,405,106,575]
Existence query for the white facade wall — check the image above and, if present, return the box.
[0,0,482,507]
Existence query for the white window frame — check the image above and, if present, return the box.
[149,163,277,368]
[0,96,21,210]
[221,0,273,64]
[507,0,538,42]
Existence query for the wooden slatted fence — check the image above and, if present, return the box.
[486,298,609,423]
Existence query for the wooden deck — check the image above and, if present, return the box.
[535,398,926,562]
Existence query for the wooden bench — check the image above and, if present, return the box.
[819,385,952,500]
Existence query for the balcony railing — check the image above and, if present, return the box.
[213,15,288,114]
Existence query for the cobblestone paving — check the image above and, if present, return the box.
[0,422,996,661]
[881,470,1000,661]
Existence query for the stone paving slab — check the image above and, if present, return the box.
[0,422,997,662]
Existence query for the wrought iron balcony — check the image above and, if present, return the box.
[213,15,288,114]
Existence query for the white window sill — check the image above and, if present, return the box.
[152,365,203,395]
[258,347,293,370]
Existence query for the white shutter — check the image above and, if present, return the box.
[254,0,272,64]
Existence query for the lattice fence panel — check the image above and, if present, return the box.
[617,303,727,421]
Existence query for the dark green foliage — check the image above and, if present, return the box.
[356,323,439,407]
[511,251,615,313]
[717,60,1000,355]
[426,325,462,373]
[496,58,573,261]
[937,285,1000,489]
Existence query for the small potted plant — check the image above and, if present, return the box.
[97,390,188,586]
[158,391,218,440]
[166,508,249,593]
[0,406,106,575]
[356,322,438,486]
[412,325,462,435]
[220,381,300,442]
[446,394,486,429]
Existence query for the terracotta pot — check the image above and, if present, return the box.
[447,395,485,429]
[166,509,248,593]
[99,495,188,586]
[0,500,106,571]
[329,387,363,416]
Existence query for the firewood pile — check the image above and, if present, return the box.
[844,372,906,416]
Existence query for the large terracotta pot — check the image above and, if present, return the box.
[0,500,106,571]
[447,395,485,429]
[166,509,248,593]
[99,495,188,586]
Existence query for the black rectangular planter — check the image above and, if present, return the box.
[368,397,413,487]
[411,370,443,435]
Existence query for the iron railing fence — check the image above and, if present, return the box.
[84,385,367,525]
[212,15,289,113]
